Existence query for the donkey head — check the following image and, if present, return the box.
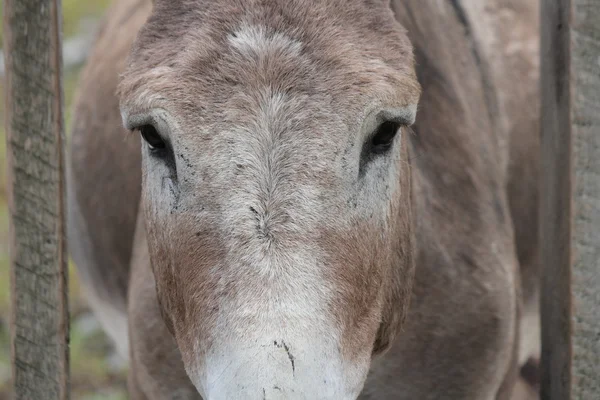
[119,0,420,398]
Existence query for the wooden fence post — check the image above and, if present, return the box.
[540,0,600,399]
[3,0,69,399]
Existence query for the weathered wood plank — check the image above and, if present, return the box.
[570,1,600,397]
[540,0,572,398]
[3,0,70,399]
[540,0,600,399]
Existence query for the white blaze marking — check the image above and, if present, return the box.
[228,23,302,58]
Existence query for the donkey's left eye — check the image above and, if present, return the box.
[139,125,166,150]
[370,121,400,154]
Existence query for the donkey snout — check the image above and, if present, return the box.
[194,339,368,400]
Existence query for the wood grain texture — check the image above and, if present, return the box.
[541,0,600,399]
[3,0,70,399]
[570,1,600,398]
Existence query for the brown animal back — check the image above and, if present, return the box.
[67,0,152,312]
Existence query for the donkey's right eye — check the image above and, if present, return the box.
[139,125,166,151]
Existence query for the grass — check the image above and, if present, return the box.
[0,1,127,398]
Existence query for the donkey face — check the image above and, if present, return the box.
[119,0,420,398]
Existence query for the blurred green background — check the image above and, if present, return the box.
[0,1,128,398]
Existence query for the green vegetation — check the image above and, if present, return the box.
[0,0,112,44]
[0,1,127,398]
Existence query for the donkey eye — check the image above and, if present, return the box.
[139,125,166,150]
[370,121,400,154]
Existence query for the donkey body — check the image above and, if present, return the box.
[68,0,540,399]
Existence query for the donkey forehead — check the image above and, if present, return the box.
[119,1,420,114]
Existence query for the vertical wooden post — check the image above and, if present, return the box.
[3,0,69,399]
[540,0,600,399]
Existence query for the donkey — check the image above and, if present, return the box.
[67,0,541,398]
